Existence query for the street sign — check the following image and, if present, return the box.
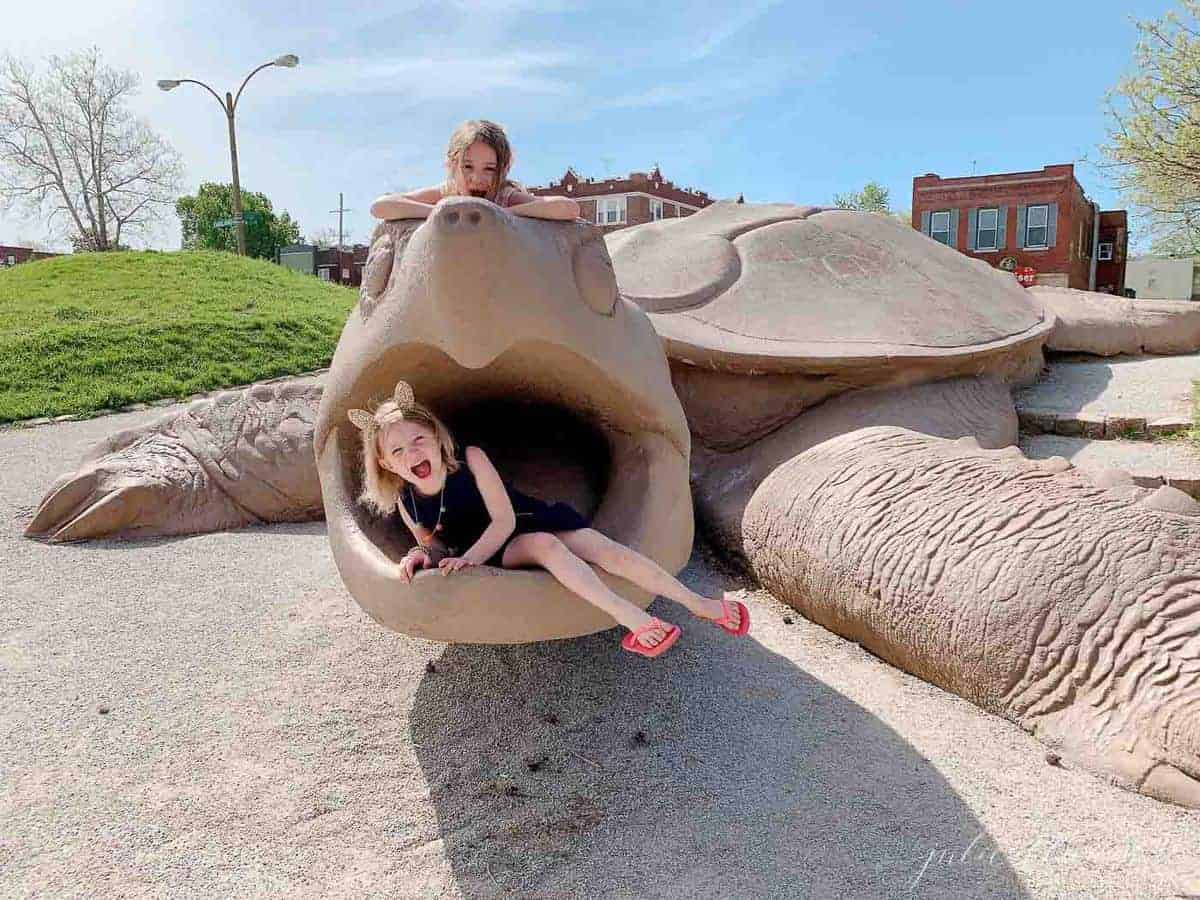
[213,212,264,228]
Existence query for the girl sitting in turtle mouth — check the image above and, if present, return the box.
[369,119,579,222]
[349,380,750,658]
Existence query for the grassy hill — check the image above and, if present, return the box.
[0,250,356,423]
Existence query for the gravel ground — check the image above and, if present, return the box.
[1014,352,1199,422]
[3,408,1200,900]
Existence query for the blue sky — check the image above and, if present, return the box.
[0,1,1174,251]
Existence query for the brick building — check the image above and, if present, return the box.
[277,244,369,286]
[911,164,1128,293]
[527,166,714,234]
[0,245,61,268]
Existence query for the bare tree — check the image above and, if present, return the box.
[0,47,183,251]
[308,226,340,249]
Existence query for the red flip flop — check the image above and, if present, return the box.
[621,617,681,658]
[707,596,750,636]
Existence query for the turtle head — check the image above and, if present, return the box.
[315,198,693,642]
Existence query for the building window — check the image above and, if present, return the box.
[930,210,952,246]
[1098,242,1114,261]
[596,196,626,225]
[4,255,14,266]
[651,199,663,221]
[976,207,998,251]
[318,268,331,281]
[1025,204,1049,248]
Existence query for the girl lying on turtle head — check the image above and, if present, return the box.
[349,380,750,658]
[369,119,579,222]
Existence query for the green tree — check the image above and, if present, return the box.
[175,182,301,259]
[1102,1,1200,251]
[833,181,892,214]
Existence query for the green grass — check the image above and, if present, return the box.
[0,250,356,423]
[1192,380,1200,450]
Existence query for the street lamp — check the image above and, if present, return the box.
[158,54,300,256]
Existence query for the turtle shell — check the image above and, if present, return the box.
[606,202,1051,374]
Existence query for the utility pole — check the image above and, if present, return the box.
[330,193,353,249]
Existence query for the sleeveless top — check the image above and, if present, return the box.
[399,454,588,562]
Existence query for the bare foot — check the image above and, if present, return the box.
[695,592,741,630]
[628,617,674,649]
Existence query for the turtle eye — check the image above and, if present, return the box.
[572,229,618,316]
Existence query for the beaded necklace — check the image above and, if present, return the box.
[405,480,446,537]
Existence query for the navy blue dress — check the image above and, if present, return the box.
[399,455,589,567]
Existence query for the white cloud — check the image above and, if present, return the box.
[687,0,782,61]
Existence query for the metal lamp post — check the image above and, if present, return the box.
[158,54,299,256]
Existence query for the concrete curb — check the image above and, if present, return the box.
[1018,409,1192,441]
[0,368,329,432]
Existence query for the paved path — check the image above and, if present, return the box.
[4,409,1200,899]
[1020,434,1200,498]
[1015,353,1198,437]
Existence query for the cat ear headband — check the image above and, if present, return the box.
[347,381,416,435]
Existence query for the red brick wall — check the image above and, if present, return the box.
[530,167,714,232]
[911,164,1125,292]
[1095,211,1128,294]
[0,245,60,267]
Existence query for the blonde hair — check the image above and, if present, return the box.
[350,386,461,518]
[442,119,516,203]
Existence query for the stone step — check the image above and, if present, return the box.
[1019,433,1200,498]
[1014,352,1198,441]
[1017,409,1190,440]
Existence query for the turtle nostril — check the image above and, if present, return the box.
[468,211,482,225]
[445,211,460,225]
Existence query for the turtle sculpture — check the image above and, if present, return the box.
[24,199,1200,809]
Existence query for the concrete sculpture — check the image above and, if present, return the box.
[1031,284,1200,355]
[23,202,1200,808]
[314,200,693,643]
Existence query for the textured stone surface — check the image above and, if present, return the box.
[1032,285,1200,355]
[610,202,1051,376]
[693,376,1019,560]
[1020,433,1200,498]
[315,199,694,643]
[744,427,1200,808]
[24,379,326,542]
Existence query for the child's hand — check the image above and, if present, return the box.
[399,547,432,584]
[438,556,477,576]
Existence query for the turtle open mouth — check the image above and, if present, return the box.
[327,339,681,569]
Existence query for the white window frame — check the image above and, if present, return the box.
[930,210,952,246]
[1025,204,1049,249]
[596,196,627,225]
[1097,242,1114,261]
[976,207,999,251]
[651,198,663,221]
[5,255,14,266]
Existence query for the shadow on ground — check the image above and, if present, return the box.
[409,556,1029,900]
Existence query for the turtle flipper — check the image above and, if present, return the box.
[25,381,325,542]
[743,425,1200,808]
